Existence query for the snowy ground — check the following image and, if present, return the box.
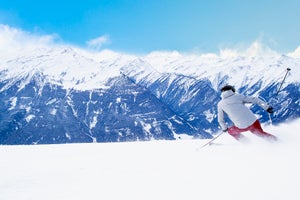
[1,119,300,200]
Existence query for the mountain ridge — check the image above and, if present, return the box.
[0,46,299,144]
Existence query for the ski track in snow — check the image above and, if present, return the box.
[0,119,299,200]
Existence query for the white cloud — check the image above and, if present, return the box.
[219,48,239,58]
[245,41,279,57]
[287,46,300,58]
[219,40,280,58]
[0,24,57,45]
[86,35,110,50]
[0,24,58,57]
[1,24,300,61]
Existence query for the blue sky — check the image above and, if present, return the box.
[0,0,300,53]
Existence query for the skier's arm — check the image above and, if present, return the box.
[217,104,227,131]
[242,95,270,110]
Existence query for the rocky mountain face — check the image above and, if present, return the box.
[0,47,299,144]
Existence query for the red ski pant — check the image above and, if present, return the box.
[228,120,276,141]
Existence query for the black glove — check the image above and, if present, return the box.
[222,128,228,132]
[267,106,274,114]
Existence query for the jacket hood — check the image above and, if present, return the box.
[221,90,235,99]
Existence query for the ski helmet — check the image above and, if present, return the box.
[220,85,235,93]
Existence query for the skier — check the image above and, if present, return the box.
[217,85,277,141]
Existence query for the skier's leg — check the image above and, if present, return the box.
[228,126,244,140]
[249,120,277,141]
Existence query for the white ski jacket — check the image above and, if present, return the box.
[217,90,270,130]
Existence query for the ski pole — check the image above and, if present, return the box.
[200,131,224,149]
[276,68,291,96]
[267,68,291,125]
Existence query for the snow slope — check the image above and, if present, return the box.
[1,118,299,200]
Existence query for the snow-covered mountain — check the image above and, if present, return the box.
[0,43,299,144]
